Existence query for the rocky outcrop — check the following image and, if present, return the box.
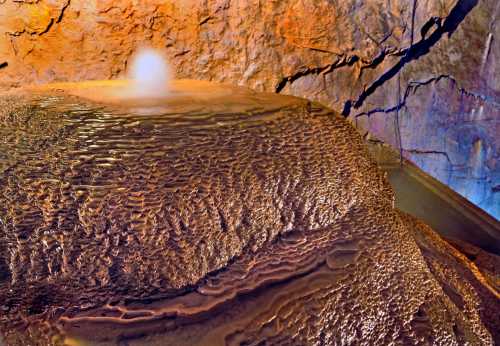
[0,82,498,345]
[405,212,500,344]
[0,0,497,218]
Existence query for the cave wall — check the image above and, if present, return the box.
[0,0,498,218]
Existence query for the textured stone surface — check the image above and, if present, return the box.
[403,212,500,344]
[0,82,498,345]
[0,0,498,218]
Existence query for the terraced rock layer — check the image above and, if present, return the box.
[0,82,498,345]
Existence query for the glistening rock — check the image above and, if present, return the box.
[0,81,497,345]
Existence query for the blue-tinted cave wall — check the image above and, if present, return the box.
[349,0,500,219]
[361,77,499,219]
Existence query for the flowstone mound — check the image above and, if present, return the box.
[0,81,497,345]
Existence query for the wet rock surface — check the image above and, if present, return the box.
[404,213,500,344]
[0,0,498,218]
[0,82,498,345]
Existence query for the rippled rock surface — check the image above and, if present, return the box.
[2,0,499,219]
[0,81,498,345]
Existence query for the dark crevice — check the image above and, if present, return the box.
[6,0,70,37]
[199,16,212,26]
[354,74,500,118]
[174,49,191,58]
[342,0,479,117]
[275,55,363,93]
[357,46,402,79]
[38,18,54,36]
[403,149,453,165]
[354,74,451,118]
[275,45,404,94]
[410,0,418,44]
[420,17,442,39]
[359,48,390,73]
[56,0,71,23]
[341,100,352,117]
[275,57,352,93]
[0,62,7,69]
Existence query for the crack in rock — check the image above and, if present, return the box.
[402,149,454,165]
[56,0,71,24]
[342,0,480,117]
[275,56,359,93]
[354,74,500,118]
[274,46,403,94]
[6,0,70,37]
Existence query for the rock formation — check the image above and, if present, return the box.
[0,81,498,345]
[0,0,498,218]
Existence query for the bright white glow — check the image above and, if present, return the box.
[128,48,171,98]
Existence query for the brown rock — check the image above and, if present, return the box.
[405,213,500,344]
[0,81,497,345]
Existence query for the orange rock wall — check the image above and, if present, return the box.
[0,1,475,94]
